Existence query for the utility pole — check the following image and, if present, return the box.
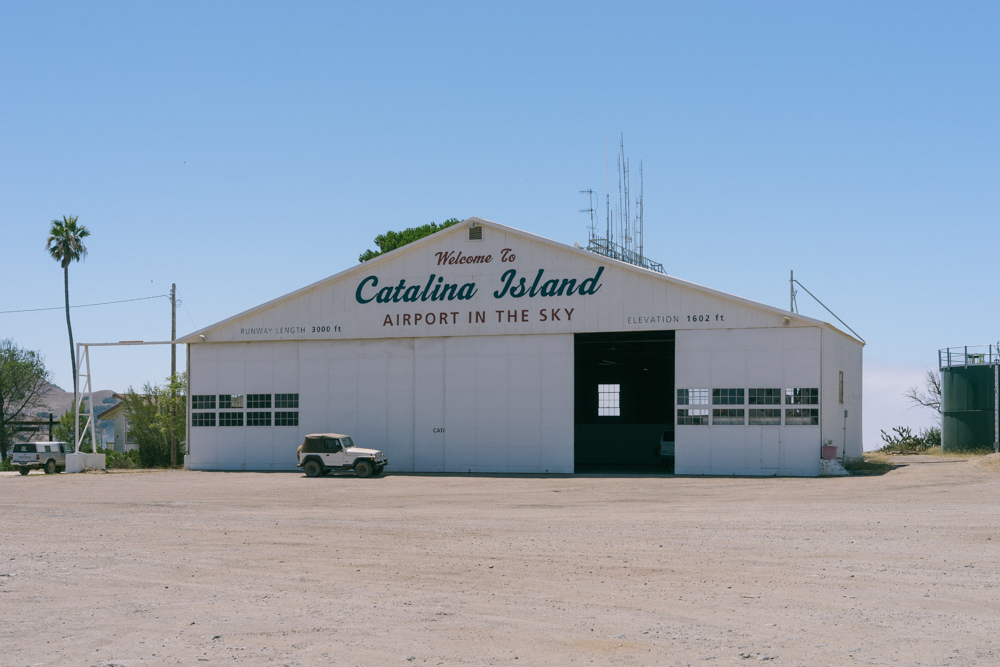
[170,283,177,467]
[790,270,798,313]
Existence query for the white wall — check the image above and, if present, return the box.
[187,334,574,473]
[674,327,824,476]
[821,328,864,460]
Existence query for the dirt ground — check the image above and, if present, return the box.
[2,457,999,667]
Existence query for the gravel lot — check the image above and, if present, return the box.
[2,457,999,666]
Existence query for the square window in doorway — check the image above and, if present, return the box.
[597,384,620,416]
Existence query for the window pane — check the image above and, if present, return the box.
[192,395,216,410]
[219,412,244,427]
[679,389,709,406]
[247,411,271,426]
[598,384,620,417]
[219,394,244,409]
[748,388,781,405]
[712,388,744,405]
[247,394,271,409]
[275,411,299,426]
[785,388,818,405]
[712,408,745,425]
[677,408,709,425]
[785,408,819,425]
[192,413,216,427]
[275,394,299,409]
[749,408,781,426]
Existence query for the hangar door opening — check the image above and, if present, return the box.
[574,331,675,471]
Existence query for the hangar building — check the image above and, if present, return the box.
[178,218,863,476]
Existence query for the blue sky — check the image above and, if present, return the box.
[2,1,997,446]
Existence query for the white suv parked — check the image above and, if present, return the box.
[11,442,71,475]
[296,433,387,478]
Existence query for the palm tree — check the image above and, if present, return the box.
[46,216,90,412]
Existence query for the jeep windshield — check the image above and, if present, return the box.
[341,437,354,448]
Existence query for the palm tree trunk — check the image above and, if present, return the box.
[64,264,77,414]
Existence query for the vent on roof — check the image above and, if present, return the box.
[468,223,483,241]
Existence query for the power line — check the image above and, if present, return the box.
[0,294,169,315]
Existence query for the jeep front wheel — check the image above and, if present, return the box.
[303,460,323,478]
[354,460,373,478]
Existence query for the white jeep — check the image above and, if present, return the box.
[296,433,387,478]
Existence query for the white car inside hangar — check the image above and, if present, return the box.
[177,218,863,476]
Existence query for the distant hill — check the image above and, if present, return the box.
[32,383,119,419]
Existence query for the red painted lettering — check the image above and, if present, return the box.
[550,309,561,321]
[565,308,574,321]
[539,309,547,322]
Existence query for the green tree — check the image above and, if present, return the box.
[0,340,52,461]
[359,218,462,262]
[121,374,186,467]
[45,215,91,411]
[51,407,94,452]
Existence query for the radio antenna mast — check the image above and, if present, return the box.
[579,134,664,274]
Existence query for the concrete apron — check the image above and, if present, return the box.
[819,458,849,476]
[65,453,106,473]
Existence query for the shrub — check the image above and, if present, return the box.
[878,425,943,454]
[104,449,141,469]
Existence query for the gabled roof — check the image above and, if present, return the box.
[177,217,863,345]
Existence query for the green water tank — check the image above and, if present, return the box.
[941,365,996,452]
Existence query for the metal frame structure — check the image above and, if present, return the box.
[581,135,666,275]
[73,341,175,453]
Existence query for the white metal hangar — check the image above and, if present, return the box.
[177,218,863,476]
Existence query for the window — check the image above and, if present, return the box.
[598,384,620,417]
[839,371,844,404]
[247,411,271,426]
[748,388,781,405]
[247,394,271,409]
[219,394,244,409]
[785,388,818,405]
[192,413,216,427]
[677,388,709,405]
[749,408,781,426]
[468,225,483,241]
[712,408,745,425]
[324,438,342,452]
[275,393,299,409]
[785,408,819,425]
[713,388,744,405]
[192,395,216,410]
[219,412,244,427]
[677,408,709,425]
[275,411,299,426]
[125,418,133,444]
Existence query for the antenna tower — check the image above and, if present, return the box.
[579,134,664,274]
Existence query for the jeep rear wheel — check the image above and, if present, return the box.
[354,460,373,478]
[18,467,30,476]
[303,460,323,478]
[44,460,58,475]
